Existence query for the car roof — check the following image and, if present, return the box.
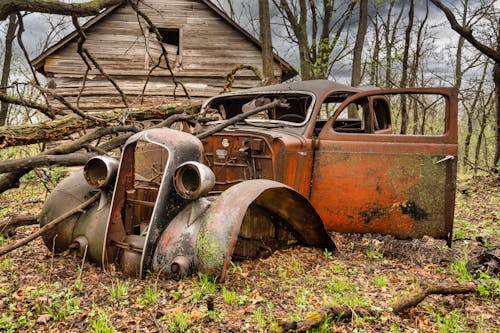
[224,80,375,99]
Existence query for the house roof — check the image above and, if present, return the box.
[31,0,297,80]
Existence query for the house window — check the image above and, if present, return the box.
[146,27,182,70]
[157,28,180,54]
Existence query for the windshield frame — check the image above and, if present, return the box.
[200,90,317,128]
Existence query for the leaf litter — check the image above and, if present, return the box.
[0,175,498,332]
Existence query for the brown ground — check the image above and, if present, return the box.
[0,175,498,332]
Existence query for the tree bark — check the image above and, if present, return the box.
[259,0,275,85]
[0,100,201,149]
[399,0,414,134]
[0,14,16,126]
[351,0,367,87]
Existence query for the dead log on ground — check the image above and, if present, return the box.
[279,281,476,332]
[0,214,39,237]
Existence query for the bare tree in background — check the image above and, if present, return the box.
[259,0,275,85]
[273,0,356,80]
[351,0,367,87]
[430,0,500,169]
[0,14,17,126]
[399,0,414,134]
[381,0,406,87]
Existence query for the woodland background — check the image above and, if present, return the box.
[0,0,498,332]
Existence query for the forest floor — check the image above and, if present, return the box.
[0,174,498,332]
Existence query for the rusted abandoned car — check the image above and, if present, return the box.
[40,80,458,281]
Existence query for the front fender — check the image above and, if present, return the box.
[153,179,335,282]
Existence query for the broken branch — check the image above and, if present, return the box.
[0,214,39,237]
[221,64,264,93]
[390,281,477,314]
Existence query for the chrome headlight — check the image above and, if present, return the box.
[83,156,119,189]
[174,161,215,200]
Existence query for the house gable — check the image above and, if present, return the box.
[32,0,296,112]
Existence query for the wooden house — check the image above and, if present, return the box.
[32,0,296,113]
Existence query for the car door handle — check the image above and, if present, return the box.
[435,155,455,164]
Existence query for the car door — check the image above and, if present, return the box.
[310,88,458,245]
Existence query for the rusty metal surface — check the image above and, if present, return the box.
[39,80,460,282]
[103,128,205,277]
[311,88,458,243]
[193,179,335,282]
[202,130,314,196]
[39,172,94,252]
[152,178,336,282]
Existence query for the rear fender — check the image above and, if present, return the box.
[153,179,335,282]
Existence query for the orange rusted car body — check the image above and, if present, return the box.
[200,80,458,244]
[39,80,457,281]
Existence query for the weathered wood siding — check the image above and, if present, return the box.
[43,0,285,112]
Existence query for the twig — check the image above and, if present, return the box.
[279,280,477,332]
[40,86,108,124]
[0,90,56,119]
[0,192,100,257]
[129,0,190,99]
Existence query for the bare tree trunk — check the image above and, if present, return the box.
[0,14,17,126]
[409,1,428,134]
[368,5,381,86]
[383,1,406,88]
[259,0,275,85]
[474,94,492,172]
[464,62,488,169]
[351,0,367,87]
[399,0,414,134]
[494,61,500,169]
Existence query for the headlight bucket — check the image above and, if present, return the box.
[174,161,215,200]
[83,155,119,189]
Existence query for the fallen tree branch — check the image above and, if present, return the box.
[390,281,477,314]
[0,100,201,149]
[0,214,39,237]
[279,281,477,332]
[0,91,57,119]
[0,128,135,193]
[72,15,129,108]
[0,152,98,173]
[130,0,190,100]
[0,192,100,257]
[0,0,124,21]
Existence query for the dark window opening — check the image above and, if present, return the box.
[150,27,180,54]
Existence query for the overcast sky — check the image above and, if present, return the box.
[1,0,496,85]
